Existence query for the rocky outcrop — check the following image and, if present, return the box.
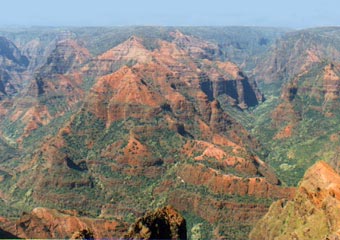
[71,228,94,240]
[0,207,127,239]
[123,205,187,240]
[249,161,340,240]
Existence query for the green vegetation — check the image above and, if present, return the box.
[0,199,22,219]
[183,212,213,240]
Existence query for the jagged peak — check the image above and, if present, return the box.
[97,35,151,63]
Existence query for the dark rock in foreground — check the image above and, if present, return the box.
[124,205,187,240]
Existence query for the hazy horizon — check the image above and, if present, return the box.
[1,0,340,29]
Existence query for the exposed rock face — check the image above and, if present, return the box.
[249,161,340,240]
[200,60,264,108]
[124,205,187,240]
[0,207,126,239]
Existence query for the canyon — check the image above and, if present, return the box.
[1,26,340,239]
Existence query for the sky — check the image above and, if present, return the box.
[1,0,340,28]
